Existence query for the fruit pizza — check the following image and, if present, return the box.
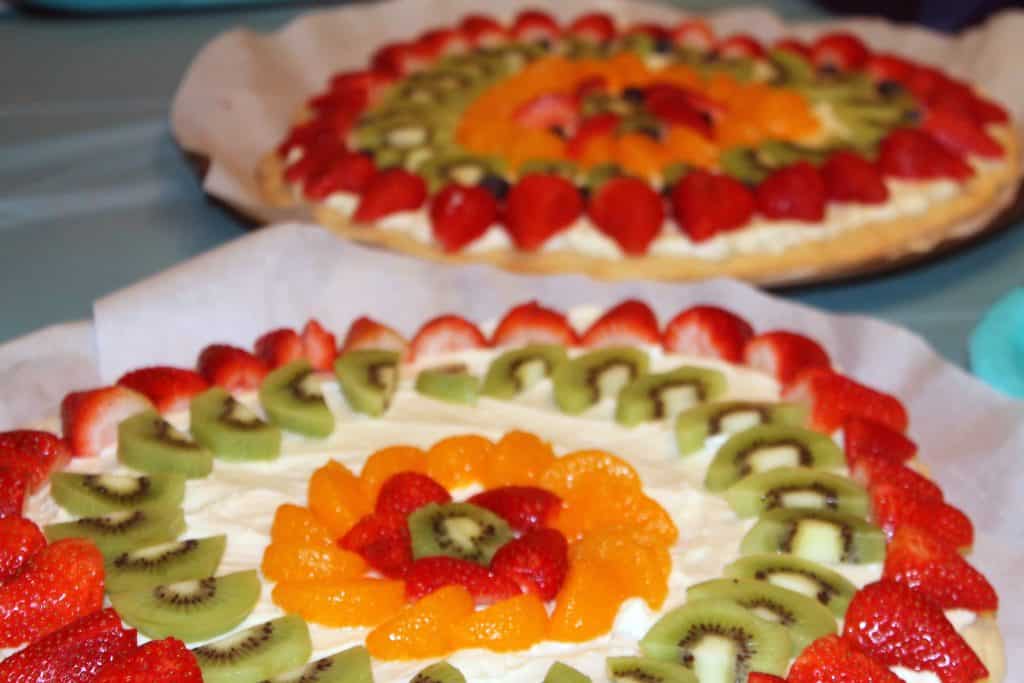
[257,9,1020,284]
[0,299,1004,683]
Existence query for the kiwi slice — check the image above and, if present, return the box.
[552,347,649,415]
[723,554,858,618]
[481,344,567,400]
[719,147,769,185]
[118,410,213,479]
[265,646,371,683]
[44,506,186,558]
[193,615,312,683]
[769,49,815,85]
[259,360,335,438]
[675,401,806,457]
[544,662,592,683]
[419,154,506,193]
[640,598,791,682]
[704,424,844,493]
[686,578,837,650]
[110,569,261,642]
[661,162,693,191]
[740,508,886,564]
[517,159,579,182]
[334,349,400,417]
[414,365,480,405]
[408,502,514,565]
[723,467,870,518]
[49,471,186,516]
[411,661,465,683]
[615,366,727,427]
[105,535,227,593]
[606,657,696,683]
[190,388,282,462]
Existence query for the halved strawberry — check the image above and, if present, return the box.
[283,133,345,186]
[771,38,810,57]
[743,331,831,387]
[870,483,973,550]
[788,634,902,683]
[644,85,712,137]
[883,526,997,612]
[878,128,974,181]
[672,19,715,51]
[375,471,451,517]
[513,93,579,131]
[430,184,499,252]
[715,34,765,59]
[921,106,1003,159]
[408,314,488,361]
[353,168,428,223]
[580,300,661,348]
[405,556,522,604]
[587,176,665,256]
[662,305,754,363]
[491,301,578,347]
[339,511,413,579]
[784,368,908,434]
[565,113,620,160]
[810,32,870,71]
[328,70,383,99]
[842,415,917,467]
[510,9,560,44]
[196,344,269,391]
[822,150,889,204]
[0,430,70,491]
[340,316,409,354]
[0,468,28,518]
[254,328,304,369]
[670,170,756,242]
[413,28,467,61]
[302,319,337,372]
[843,580,988,683]
[567,12,616,43]
[756,162,827,222]
[504,174,584,251]
[95,637,202,683]
[864,53,915,85]
[0,516,45,582]
[969,95,1009,125]
[303,151,377,201]
[61,386,153,457]
[459,14,508,47]
[116,366,209,414]
[852,457,943,504]
[370,41,416,77]
[277,118,336,159]
[468,486,562,531]
[489,527,569,601]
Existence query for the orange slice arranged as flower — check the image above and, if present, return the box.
[551,475,678,545]
[307,460,372,537]
[425,434,493,489]
[366,585,475,660]
[272,577,405,628]
[270,503,335,547]
[538,449,641,497]
[360,445,427,500]
[570,527,671,609]
[261,542,366,583]
[548,559,628,642]
[483,430,556,487]
[449,593,550,652]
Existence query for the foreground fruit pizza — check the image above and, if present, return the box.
[0,300,1004,682]
[257,9,1020,283]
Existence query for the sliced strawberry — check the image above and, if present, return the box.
[302,319,338,372]
[0,607,137,683]
[672,19,715,51]
[921,106,1003,159]
[196,344,269,391]
[670,170,756,242]
[567,12,616,43]
[491,301,577,347]
[784,368,908,433]
[375,472,451,517]
[413,28,467,61]
[277,118,336,159]
[870,484,973,550]
[0,468,28,518]
[370,41,416,77]
[61,386,152,457]
[662,305,754,363]
[408,314,487,361]
[116,366,209,414]
[340,316,409,354]
[878,128,974,181]
[303,151,377,201]
[254,328,304,369]
[715,34,765,59]
[430,184,499,252]
[0,516,45,582]
[405,556,522,604]
[743,331,831,387]
[514,93,579,131]
[459,14,508,47]
[822,150,889,204]
[580,300,661,348]
[852,457,943,504]
[510,9,560,44]
[969,95,1009,125]
[0,538,106,646]
[339,511,413,579]
[468,486,562,531]
[489,527,569,601]
[810,32,869,71]
[95,638,202,683]
[788,634,902,683]
[283,133,345,186]
[565,113,620,160]
[864,53,915,85]
[0,430,70,491]
[756,162,826,222]
[883,526,997,612]
[843,580,988,683]
[328,70,382,99]
[842,415,917,467]
[587,176,665,256]
[353,168,428,223]
[771,38,810,57]
[504,174,583,251]
[644,85,712,137]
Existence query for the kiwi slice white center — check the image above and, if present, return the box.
[222,398,263,428]
[743,442,809,474]
[715,409,766,435]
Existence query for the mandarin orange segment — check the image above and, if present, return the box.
[261,541,367,583]
[425,434,493,489]
[570,528,671,609]
[366,585,475,660]
[548,559,628,642]
[449,594,549,652]
[539,449,641,497]
[551,475,677,545]
[270,503,335,546]
[308,460,372,537]
[615,133,670,179]
[664,126,720,169]
[272,577,405,628]
[360,445,427,500]
[483,430,556,487]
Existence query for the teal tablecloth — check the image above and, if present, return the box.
[2,0,1023,371]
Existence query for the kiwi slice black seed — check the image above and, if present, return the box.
[408,502,514,565]
[105,535,227,593]
[740,508,886,564]
[193,615,312,683]
[723,554,858,618]
[543,661,592,683]
[49,471,186,516]
[414,365,480,405]
[606,656,697,683]
[410,661,465,683]
[263,646,371,683]
[334,349,400,417]
[190,387,282,462]
[44,506,186,558]
[723,467,870,518]
[675,402,807,457]
[259,360,335,438]
[704,424,844,492]
[615,366,727,427]
[552,347,650,415]
[481,344,567,400]
[118,410,214,479]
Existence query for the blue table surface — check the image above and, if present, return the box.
[1,0,1022,371]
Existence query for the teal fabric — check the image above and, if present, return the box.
[970,288,1024,398]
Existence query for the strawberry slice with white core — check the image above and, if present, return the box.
[580,300,660,348]
[409,315,488,361]
[491,302,578,347]
[61,386,153,457]
[662,305,754,363]
[340,316,409,354]
[743,331,831,386]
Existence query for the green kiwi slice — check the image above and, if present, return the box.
[544,661,592,683]
[411,661,465,683]
[704,424,844,492]
[419,154,506,193]
[640,598,791,682]
[480,344,567,400]
[607,657,697,683]
[723,554,858,618]
[723,467,870,518]
[192,615,312,683]
[552,347,650,415]
[740,508,886,564]
[769,49,815,85]
[615,366,727,427]
[105,535,227,593]
[259,360,335,438]
[675,401,807,457]
[407,502,514,565]
[49,471,186,516]
[110,569,261,642]
[686,578,837,650]
[44,506,186,558]
[517,159,580,182]
[581,164,625,194]
[118,410,213,479]
[334,349,400,417]
[264,646,371,683]
[190,387,282,462]
[414,365,480,405]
